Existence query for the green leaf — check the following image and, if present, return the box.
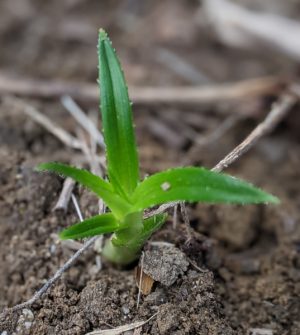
[111,213,166,251]
[141,213,168,240]
[59,213,120,240]
[98,29,139,196]
[36,162,131,219]
[131,167,279,211]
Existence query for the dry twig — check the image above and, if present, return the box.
[4,96,82,149]
[85,313,157,335]
[53,177,76,212]
[187,257,209,273]
[53,99,104,212]
[155,47,212,84]
[289,83,300,98]
[212,94,296,172]
[146,117,186,149]
[0,74,282,106]
[71,194,84,222]
[180,202,193,241]
[203,0,300,61]
[194,114,242,147]
[136,251,145,309]
[247,328,273,335]
[172,204,179,229]
[61,95,105,149]
[185,114,243,165]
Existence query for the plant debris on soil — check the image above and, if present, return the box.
[1,1,300,334]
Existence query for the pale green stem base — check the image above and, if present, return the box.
[101,211,144,265]
[102,236,142,265]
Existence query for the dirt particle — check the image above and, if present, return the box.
[157,303,179,334]
[141,245,189,286]
[15,308,34,335]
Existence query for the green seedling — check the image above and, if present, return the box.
[36,29,279,265]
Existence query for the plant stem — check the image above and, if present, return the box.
[102,211,144,265]
[102,239,142,265]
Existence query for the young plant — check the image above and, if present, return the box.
[36,30,279,265]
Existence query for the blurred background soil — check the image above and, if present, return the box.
[0,0,300,334]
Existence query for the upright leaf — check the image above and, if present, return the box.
[59,213,120,240]
[36,162,131,219]
[98,29,139,196]
[131,167,279,211]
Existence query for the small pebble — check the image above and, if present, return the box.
[22,308,34,321]
[121,305,130,315]
[15,308,34,334]
[50,244,56,254]
[141,245,188,286]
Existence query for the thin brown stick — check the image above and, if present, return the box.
[4,96,82,149]
[247,328,273,335]
[85,313,158,335]
[53,177,76,212]
[0,75,282,106]
[194,114,242,147]
[172,204,179,229]
[212,93,296,172]
[61,95,105,149]
[61,238,84,252]
[144,202,180,219]
[54,100,104,213]
[187,257,209,273]
[155,47,212,84]
[185,114,243,165]
[180,202,193,241]
[146,117,186,149]
[53,159,82,212]
[289,83,300,98]
[71,194,84,222]
[136,251,145,309]
[203,0,300,62]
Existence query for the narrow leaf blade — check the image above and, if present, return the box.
[36,162,131,218]
[98,29,139,195]
[132,167,279,211]
[59,213,119,240]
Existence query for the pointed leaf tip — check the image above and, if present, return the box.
[131,167,280,210]
[98,29,140,196]
[99,28,108,41]
[35,163,49,172]
[264,194,280,205]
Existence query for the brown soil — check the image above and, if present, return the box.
[1,1,300,334]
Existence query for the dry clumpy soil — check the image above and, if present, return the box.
[0,138,235,335]
[1,0,300,334]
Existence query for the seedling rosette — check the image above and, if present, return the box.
[36,29,279,265]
